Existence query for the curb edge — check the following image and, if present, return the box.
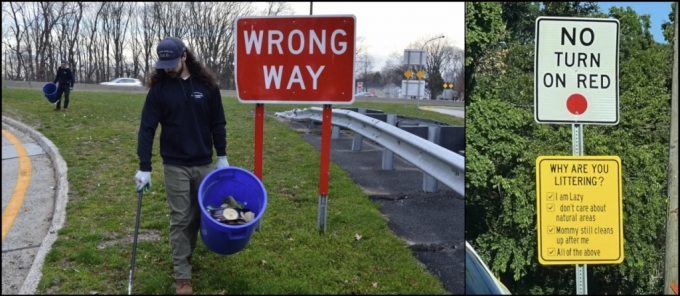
[2,115,70,295]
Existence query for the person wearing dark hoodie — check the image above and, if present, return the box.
[52,59,75,111]
[134,37,228,295]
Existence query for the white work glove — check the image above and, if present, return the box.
[215,156,229,169]
[135,170,151,192]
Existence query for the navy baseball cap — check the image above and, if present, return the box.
[155,37,186,69]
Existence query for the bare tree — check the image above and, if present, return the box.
[31,2,68,81]
[57,2,84,76]
[408,34,456,100]
[79,2,105,83]
[140,2,159,84]
[100,2,132,80]
[3,2,28,80]
[261,2,294,16]
[129,5,143,80]
[153,2,189,42]
[0,0,272,86]
[355,36,368,56]
[184,2,254,89]
[21,4,39,80]
[356,52,376,80]
[381,50,410,87]
[444,46,465,96]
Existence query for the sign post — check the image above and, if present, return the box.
[403,69,412,108]
[403,49,426,108]
[416,68,425,107]
[234,15,356,233]
[534,16,621,295]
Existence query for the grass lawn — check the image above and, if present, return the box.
[2,88,460,295]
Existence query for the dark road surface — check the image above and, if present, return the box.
[278,116,465,295]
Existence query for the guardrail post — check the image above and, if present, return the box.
[382,114,397,170]
[331,126,340,139]
[423,125,441,192]
[351,108,366,151]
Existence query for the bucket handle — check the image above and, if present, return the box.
[228,227,249,240]
[218,170,236,180]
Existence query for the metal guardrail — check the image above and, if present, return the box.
[275,107,465,196]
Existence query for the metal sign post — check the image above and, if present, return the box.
[404,68,410,108]
[572,123,588,295]
[533,17,623,296]
[403,49,426,108]
[417,50,423,108]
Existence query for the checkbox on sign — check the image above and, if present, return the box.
[546,192,556,201]
[547,204,555,212]
[548,226,555,234]
[548,248,556,256]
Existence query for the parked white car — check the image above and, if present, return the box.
[100,78,143,87]
[466,241,512,295]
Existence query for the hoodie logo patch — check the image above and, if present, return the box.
[191,92,204,100]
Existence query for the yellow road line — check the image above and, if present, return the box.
[2,129,32,242]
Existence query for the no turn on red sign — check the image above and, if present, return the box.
[235,15,356,104]
[534,17,620,125]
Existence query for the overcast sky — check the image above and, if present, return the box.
[254,2,465,71]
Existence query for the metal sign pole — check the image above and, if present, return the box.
[404,66,410,108]
[573,123,588,295]
[417,51,423,108]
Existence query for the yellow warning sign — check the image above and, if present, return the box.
[443,83,448,88]
[403,69,413,79]
[416,70,425,80]
[536,156,624,265]
[448,83,454,89]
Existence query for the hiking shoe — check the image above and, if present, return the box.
[176,279,193,295]
[63,108,68,112]
[53,107,61,111]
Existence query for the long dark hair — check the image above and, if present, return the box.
[147,48,218,90]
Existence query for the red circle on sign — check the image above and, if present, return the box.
[566,94,588,115]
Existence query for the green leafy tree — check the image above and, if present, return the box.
[500,2,542,44]
[464,2,506,104]
[661,2,676,91]
[466,2,671,294]
[661,2,676,43]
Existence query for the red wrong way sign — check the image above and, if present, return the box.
[235,15,356,104]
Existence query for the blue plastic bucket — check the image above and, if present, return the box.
[198,167,267,255]
[43,83,58,103]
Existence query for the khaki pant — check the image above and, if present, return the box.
[163,164,213,280]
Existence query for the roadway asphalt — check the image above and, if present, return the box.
[275,115,465,295]
[420,106,465,118]
[1,102,464,295]
[1,117,68,295]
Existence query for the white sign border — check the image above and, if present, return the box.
[234,14,356,105]
[534,16,620,125]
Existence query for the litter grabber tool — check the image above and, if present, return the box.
[128,184,149,295]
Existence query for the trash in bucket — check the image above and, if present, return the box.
[43,83,58,103]
[198,167,267,255]
[206,196,256,225]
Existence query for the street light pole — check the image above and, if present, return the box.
[417,35,444,108]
